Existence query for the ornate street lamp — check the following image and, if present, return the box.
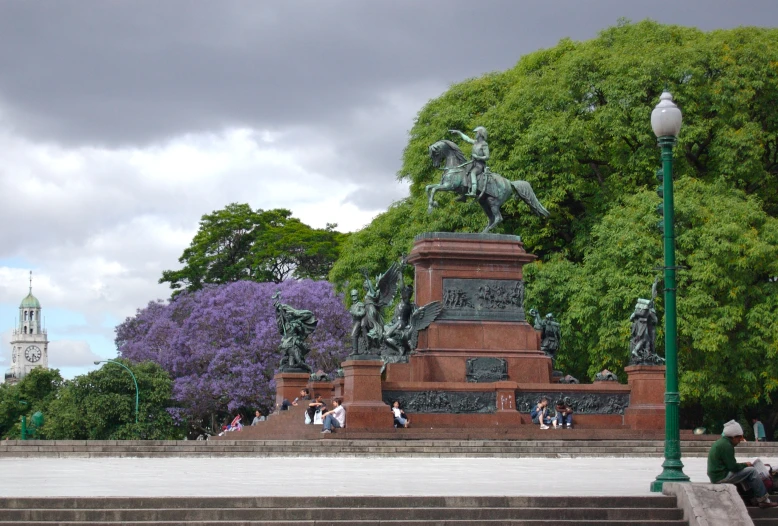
[649,90,690,492]
[94,359,139,424]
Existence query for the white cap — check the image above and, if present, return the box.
[723,419,744,437]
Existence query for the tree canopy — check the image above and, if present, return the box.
[527,179,778,412]
[0,368,62,439]
[116,279,351,420]
[330,20,778,430]
[161,204,347,293]
[332,21,778,285]
[0,363,180,440]
[43,359,180,440]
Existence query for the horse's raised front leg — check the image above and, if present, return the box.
[425,184,441,213]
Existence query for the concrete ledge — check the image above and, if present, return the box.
[663,482,753,526]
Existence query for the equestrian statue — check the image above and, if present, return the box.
[426,127,550,233]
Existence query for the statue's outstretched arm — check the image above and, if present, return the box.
[449,129,474,144]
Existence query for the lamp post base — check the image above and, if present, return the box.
[650,461,691,492]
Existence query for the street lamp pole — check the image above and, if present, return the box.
[94,359,139,424]
[19,401,28,440]
[650,90,690,492]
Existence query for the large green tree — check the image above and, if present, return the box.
[161,204,346,293]
[330,21,778,430]
[0,368,63,439]
[525,179,778,420]
[42,359,180,440]
[331,21,778,286]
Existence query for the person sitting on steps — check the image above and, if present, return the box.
[530,398,552,430]
[307,394,326,424]
[392,400,410,428]
[708,419,778,508]
[280,388,310,411]
[553,400,573,429]
[321,398,346,434]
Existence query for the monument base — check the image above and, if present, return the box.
[274,372,310,409]
[624,365,666,430]
[342,359,392,429]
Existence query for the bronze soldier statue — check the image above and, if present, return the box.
[449,127,490,197]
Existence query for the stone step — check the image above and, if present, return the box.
[0,496,679,508]
[1,438,772,460]
[0,446,684,452]
[0,451,701,459]
[0,507,684,521]
[0,496,685,525]
[3,441,691,448]
[0,522,690,526]
[0,439,728,447]
[749,505,778,525]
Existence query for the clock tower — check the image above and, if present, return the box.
[4,272,49,384]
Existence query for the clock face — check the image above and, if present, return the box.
[24,345,42,363]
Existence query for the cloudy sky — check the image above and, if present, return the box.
[0,1,775,380]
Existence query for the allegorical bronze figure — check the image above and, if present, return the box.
[530,308,561,362]
[629,277,665,366]
[273,291,318,373]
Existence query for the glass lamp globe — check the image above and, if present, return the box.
[651,91,682,138]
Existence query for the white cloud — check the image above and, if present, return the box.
[0,329,10,367]
[48,340,103,368]
[0,118,408,378]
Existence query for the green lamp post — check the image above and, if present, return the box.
[650,90,690,492]
[19,400,28,440]
[95,359,139,424]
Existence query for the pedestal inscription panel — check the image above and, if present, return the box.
[440,278,525,322]
[466,357,508,383]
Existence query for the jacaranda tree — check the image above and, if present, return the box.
[115,279,350,421]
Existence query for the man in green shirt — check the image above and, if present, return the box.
[708,420,777,508]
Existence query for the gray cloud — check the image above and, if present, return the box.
[1,1,774,147]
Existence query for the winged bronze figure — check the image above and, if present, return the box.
[350,262,401,356]
[380,281,443,371]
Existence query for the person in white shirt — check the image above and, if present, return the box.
[392,400,409,428]
[321,398,346,434]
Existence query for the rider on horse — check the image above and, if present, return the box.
[449,126,490,197]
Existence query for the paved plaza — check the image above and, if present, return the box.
[1,455,766,497]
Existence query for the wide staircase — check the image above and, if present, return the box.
[5,402,754,459]
[0,496,687,525]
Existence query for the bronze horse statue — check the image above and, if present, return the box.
[426,140,550,232]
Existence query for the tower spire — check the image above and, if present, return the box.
[29,270,32,294]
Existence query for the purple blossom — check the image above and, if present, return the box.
[116,280,350,417]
